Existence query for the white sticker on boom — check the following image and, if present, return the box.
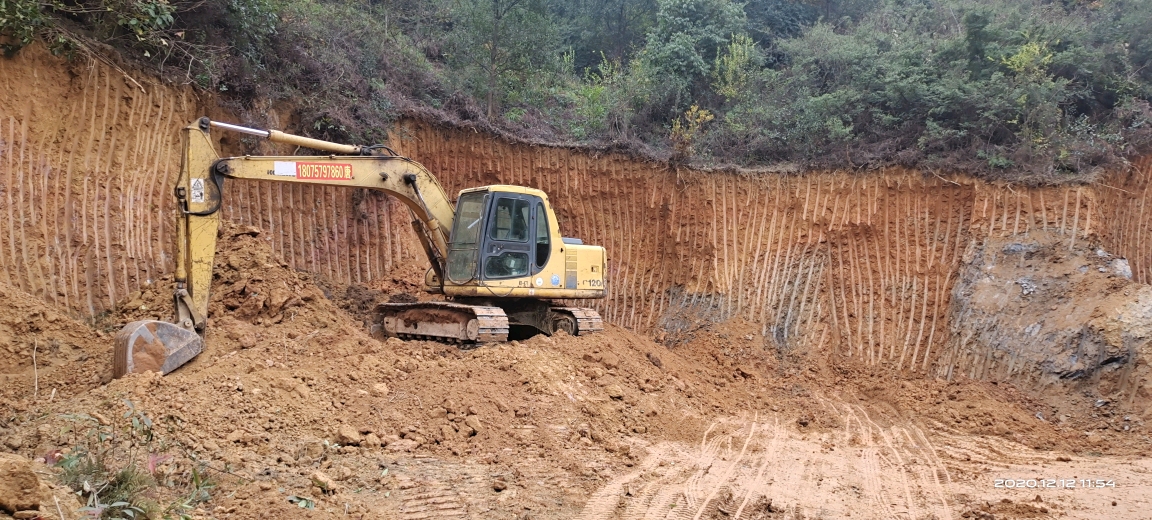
[190,178,205,203]
[273,161,297,177]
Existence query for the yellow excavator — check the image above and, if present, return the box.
[113,118,605,377]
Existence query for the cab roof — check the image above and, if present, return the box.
[458,185,549,200]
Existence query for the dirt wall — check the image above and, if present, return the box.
[389,121,1118,381]
[3,46,1152,389]
[0,45,423,318]
[0,46,192,315]
[1098,154,1152,284]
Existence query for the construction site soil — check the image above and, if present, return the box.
[1,226,1149,519]
[1,44,1152,519]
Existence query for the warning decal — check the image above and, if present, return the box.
[190,178,205,203]
[296,162,354,181]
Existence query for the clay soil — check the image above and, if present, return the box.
[1,223,1151,519]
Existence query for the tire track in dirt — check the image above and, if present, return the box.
[398,480,469,520]
[692,417,758,520]
[730,418,779,519]
[580,403,1061,520]
[926,426,1152,519]
[390,458,502,520]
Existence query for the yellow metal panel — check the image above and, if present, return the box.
[442,285,605,299]
[179,124,222,322]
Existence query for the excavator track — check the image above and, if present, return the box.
[550,306,604,335]
[374,302,509,345]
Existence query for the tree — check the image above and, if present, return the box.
[548,0,657,70]
[450,0,556,119]
[641,0,744,83]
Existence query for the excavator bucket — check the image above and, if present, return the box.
[113,320,203,378]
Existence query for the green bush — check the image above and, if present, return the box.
[5,0,1152,180]
[0,0,44,55]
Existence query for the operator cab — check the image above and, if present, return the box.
[445,186,553,284]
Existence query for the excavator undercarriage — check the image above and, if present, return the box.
[373,300,603,345]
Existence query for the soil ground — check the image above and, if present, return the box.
[1,223,1150,519]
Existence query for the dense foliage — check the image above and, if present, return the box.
[4,0,1152,180]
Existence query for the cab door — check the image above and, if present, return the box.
[481,194,538,282]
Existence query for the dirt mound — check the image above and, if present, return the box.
[1,221,1147,518]
[0,281,115,419]
[0,222,754,517]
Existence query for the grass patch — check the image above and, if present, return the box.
[53,401,217,519]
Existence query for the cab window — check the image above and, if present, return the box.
[489,198,529,242]
[484,252,529,278]
[534,202,550,269]
[446,192,487,283]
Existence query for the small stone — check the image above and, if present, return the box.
[310,471,339,494]
[13,511,40,519]
[226,430,246,443]
[371,383,390,397]
[364,433,382,447]
[600,353,620,369]
[0,453,50,513]
[646,352,663,368]
[386,439,419,453]
[492,478,507,492]
[336,425,362,446]
[606,386,624,399]
[428,407,448,419]
[258,481,273,491]
[239,334,257,349]
[237,225,261,236]
[464,415,483,436]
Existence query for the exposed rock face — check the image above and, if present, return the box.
[946,230,1151,409]
[0,453,50,513]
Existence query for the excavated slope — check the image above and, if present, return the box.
[2,44,1152,396]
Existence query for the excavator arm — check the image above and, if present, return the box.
[115,118,457,377]
[176,118,456,329]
